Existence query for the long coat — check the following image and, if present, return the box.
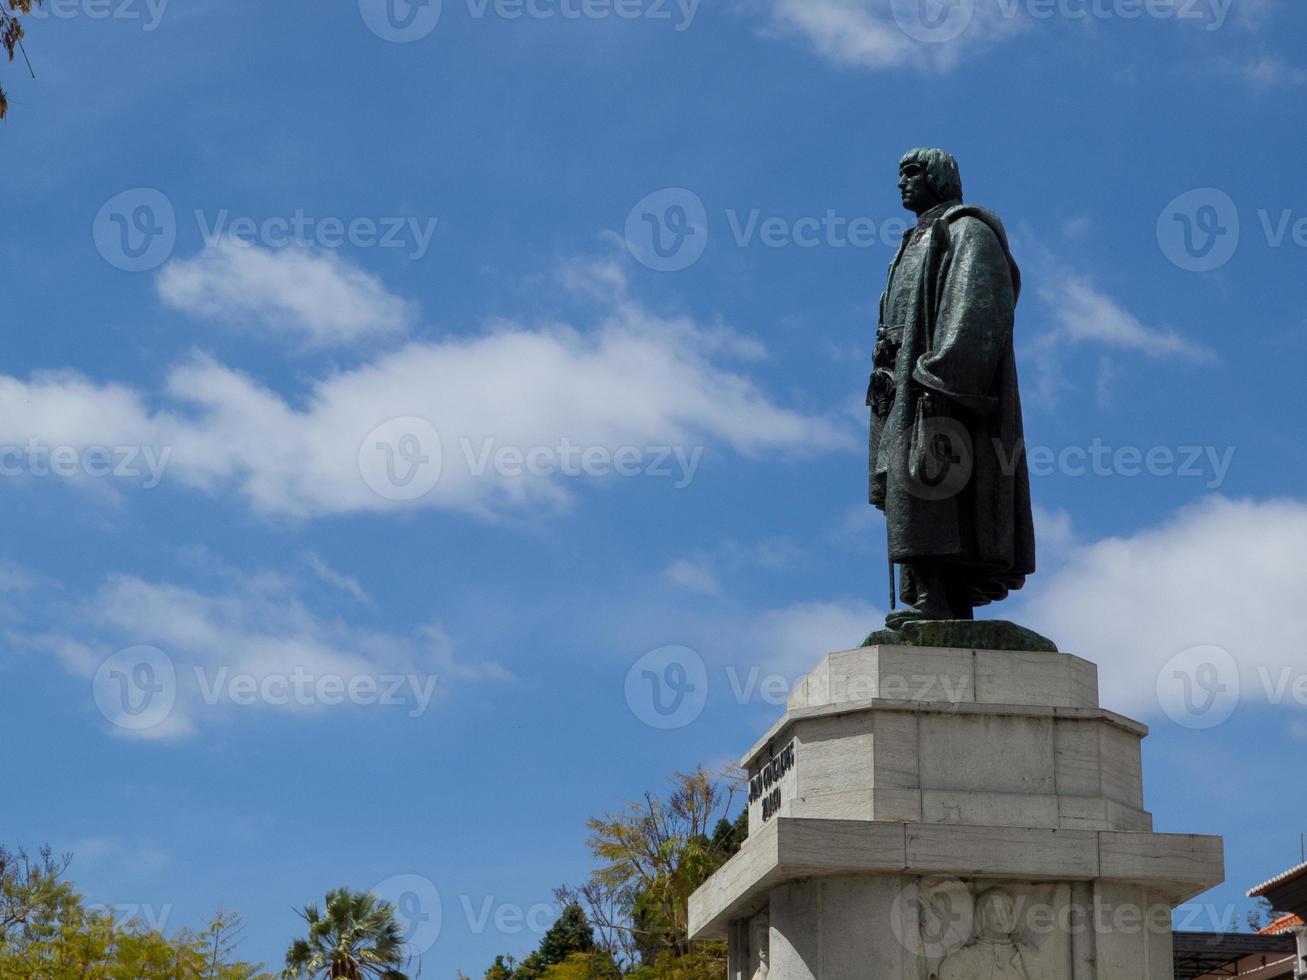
[869,204,1035,607]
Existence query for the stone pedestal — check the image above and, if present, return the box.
[688,644,1224,980]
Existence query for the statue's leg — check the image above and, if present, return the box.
[888,562,958,623]
[944,568,975,621]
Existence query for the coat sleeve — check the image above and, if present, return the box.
[911,216,1016,417]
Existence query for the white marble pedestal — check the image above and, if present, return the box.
[687,644,1224,980]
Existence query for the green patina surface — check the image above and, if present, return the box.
[862,619,1058,653]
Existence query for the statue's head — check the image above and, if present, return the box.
[974,888,1017,941]
[898,148,963,216]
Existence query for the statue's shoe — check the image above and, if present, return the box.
[883,607,925,630]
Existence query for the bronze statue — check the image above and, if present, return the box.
[869,148,1035,629]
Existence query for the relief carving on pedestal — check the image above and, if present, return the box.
[748,910,769,980]
[913,880,1070,980]
[933,889,1033,980]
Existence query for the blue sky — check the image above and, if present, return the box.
[5,0,1307,972]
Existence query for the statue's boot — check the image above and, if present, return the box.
[884,563,970,629]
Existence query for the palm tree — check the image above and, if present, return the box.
[281,888,410,980]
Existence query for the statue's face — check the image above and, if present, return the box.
[898,160,938,216]
[976,891,1017,939]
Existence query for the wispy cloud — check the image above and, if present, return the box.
[753,0,1026,72]
[26,567,509,740]
[2,258,851,520]
[1038,270,1213,360]
[157,240,416,348]
[663,558,724,596]
[1022,241,1214,404]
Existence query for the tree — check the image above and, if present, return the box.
[282,888,410,980]
[1,0,42,119]
[561,768,746,979]
[0,843,75,942]
[480,904,618,980]
[193,911,274,980]
[1247,896,1277,932]
[0,842,269,978]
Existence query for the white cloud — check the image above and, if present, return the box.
[1240,54,1307,87]
[1021,244,1214,404]
[749,598,883,680]
[1038,271,1213,360]
[1015,496,1307,723]
[663,558,723,596]
[755,0,1026,72]
[30,570,509,740]
[156,240,416,347]
[0,262,850,519]
[305,552,372,605]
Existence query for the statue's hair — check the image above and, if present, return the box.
[900,147,963,203]
[975,888,1016,936]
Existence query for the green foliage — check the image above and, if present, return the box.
[0,843,263,977]
[1,0,43,118]
[583,768,743,963]
[484,769,745,980]
[282,887,410,980]
[484,904,618,980]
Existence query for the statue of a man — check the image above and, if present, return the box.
[869,148,1035,625]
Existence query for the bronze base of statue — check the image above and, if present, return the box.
[863,618,1058,653]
